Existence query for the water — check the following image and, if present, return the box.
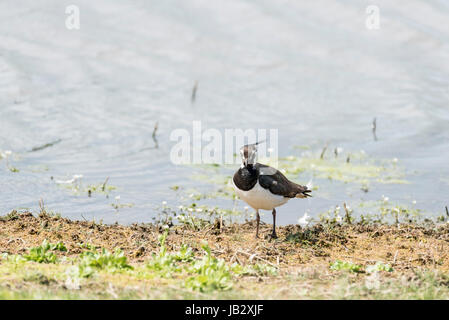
[1,0,448,225]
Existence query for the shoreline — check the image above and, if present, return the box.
[1,209,449,299]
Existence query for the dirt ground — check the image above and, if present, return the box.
[2,210,449,272]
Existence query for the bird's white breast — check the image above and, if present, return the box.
[233,180,289,211]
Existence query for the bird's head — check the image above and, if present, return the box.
[239,141,264,167]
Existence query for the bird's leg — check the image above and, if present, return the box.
[255,210,260,239]
[271,208,278,239]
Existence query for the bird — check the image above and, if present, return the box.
[232,142,311,239]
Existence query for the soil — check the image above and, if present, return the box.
[2,210,449,272]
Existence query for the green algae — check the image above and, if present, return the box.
[260,151,408,186]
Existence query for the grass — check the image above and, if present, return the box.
[184,244,234,292]
[23,240,67,263]
[145,232,268,292]
[1,256,449,299]
[2,209,449,299]
[77,247,132,278]
[329,260,364,273]
[366,262,394,273]
[0,234,278,298]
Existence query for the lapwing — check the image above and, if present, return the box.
[232,143,311,239]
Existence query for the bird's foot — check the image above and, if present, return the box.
[269,232,278,240]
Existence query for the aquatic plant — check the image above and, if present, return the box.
[55,174,117,197]
[111,195,134,211]
[260,149,409,188]
[0,150,19,172]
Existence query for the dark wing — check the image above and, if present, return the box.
[257,163,311,198]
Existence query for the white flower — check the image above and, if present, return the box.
[115,195,121,201]
[162,201,167,206]
[382,195,389,203]
[392,158,398,164]
[412,200,417,205]
[196,208,203,213]
[188,208,193,212]
[244,206,249,211]
[335,214,342,223]
[298,212,311,227]
[178,205,184,210]
[4,150,12,156]
[267,148,274,153]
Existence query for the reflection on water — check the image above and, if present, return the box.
[0,0,448,224]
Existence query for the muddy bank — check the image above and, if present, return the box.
[2,210,449,272]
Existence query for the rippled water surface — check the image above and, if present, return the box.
[1,0,448,224]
